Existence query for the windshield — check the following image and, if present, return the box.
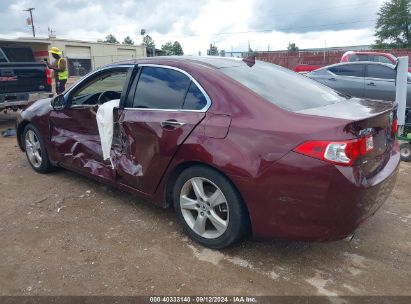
[219,60,346,112]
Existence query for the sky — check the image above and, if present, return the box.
[0,0,387,55]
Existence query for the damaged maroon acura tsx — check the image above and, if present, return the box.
[16,56,400,248]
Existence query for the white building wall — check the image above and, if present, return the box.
[46,38,146,70]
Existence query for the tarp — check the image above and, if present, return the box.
[96,99,120,168]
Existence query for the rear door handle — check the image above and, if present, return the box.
[367,82,376,86]
[161,119,186,129]
[328,77,336,81]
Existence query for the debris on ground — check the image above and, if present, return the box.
[1,128,16,137]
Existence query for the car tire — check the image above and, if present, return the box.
[173,165,250,249]
[400,143,411,162]
[23,124,54,173]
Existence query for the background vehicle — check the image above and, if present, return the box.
[307,61,411,107]
[294,51,411,73]
[0,46,52,112]
[15,57,399,248]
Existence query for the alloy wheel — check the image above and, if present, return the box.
[179,177,229,239]
[401,145,411,159]
[25,129,42,168]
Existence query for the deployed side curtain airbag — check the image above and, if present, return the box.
[96,99,120,168]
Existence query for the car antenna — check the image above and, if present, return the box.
[242,55,255,67]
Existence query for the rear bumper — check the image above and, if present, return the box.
[0,92,53,110]
[232,143,400,241]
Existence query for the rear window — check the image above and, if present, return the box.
[1,48,34,62]
[0,50,7,62]
[220,60,345,112]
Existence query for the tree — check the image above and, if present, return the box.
[104,34,119,44]
[374,0,411,48]
[122,36,134,45]
[143,35,155,48]
[161,42,174,55]
[172,41,184,55]
[161,41,184,55]
[287,42,299,51]
[207,44,219,56]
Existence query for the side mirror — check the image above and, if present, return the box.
[51,94,66,111]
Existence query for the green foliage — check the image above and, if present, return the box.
[172,41,184,55]
[122,36,134,45]
[287,43,299,51]
[161,41,184,55]
[104,34,119,44]
[161,42,174,55]
[374,0,411,48]
[207,44,219,56]
[143,35,155,48]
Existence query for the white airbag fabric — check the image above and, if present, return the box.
[96,99,120,168]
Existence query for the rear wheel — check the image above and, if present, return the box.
[173,165,249,249]
[23,124,54,173]
[400,143,411,162]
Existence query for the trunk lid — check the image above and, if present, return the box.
[298,98,397,177]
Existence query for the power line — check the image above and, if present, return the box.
[152,19,377,40]
[255,2,376,18]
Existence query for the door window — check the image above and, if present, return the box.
[329,64,364,77]
[71,70,128,106]
[183,82,208,110]
[375,56,393,64]
[366,65,396,80]
[132,66,190,109]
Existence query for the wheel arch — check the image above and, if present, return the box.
[17,119,31,151]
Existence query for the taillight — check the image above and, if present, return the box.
[391,118,398,137]
[45,67,52,85]
[294,135,374,166]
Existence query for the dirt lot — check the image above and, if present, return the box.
[0,111,410,297]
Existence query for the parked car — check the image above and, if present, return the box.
[307,61,411,107]
[0,46,53,112]
[294,51,411,74]
[16,57,400,248]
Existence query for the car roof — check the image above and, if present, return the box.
[344,51,393,56]
[112,56,246,69]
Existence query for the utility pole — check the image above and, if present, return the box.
[24,8,35,37]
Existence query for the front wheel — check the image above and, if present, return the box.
[400,143,411,162]
[23,124,54,173]
[173,165,250,249]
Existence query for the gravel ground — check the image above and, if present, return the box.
[0,112,410,297]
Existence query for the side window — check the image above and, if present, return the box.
[331,65,364,77]
[376,56,393,64]
[132,67,190,109]
[366,65,396,80]
[183,82,208,110]
[71,70,128,106]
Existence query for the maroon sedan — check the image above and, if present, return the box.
[16,57,400,248]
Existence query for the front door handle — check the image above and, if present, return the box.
[161,119,186,129]
[367,82,376,86]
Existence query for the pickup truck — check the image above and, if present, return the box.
[0,46,53,112]
[294,51,411,74]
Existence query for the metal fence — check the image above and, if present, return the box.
[255,49,411,70]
